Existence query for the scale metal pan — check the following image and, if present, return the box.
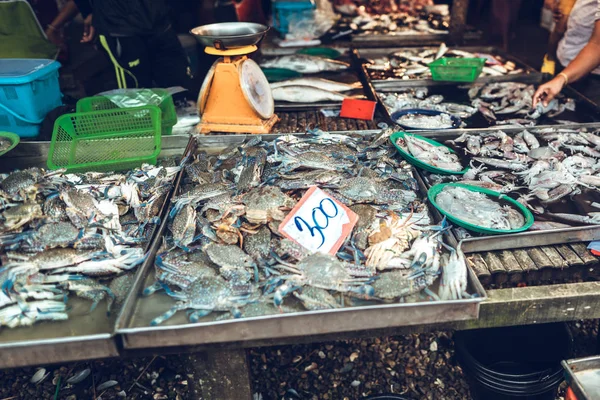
[190,22,269,50]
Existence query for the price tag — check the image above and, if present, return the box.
[278,186,358,255]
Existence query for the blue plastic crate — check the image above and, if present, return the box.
[272,0,316,34]
[0,59,62,137]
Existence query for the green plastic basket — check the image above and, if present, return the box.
[428,183,534,235]
[0,131,20,157]
[48,106,162,173]
[428,57,486,82]
[76,89,177,135]
[390,131,469,175]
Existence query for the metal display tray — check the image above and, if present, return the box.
[370,76,600,129]
[260,52,374,110]
[0,136,190,368]
[352,46,542,89]
[562,356,600,400]
[413,123,600,254]
[115,133,486,351]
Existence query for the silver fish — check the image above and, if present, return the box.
[270,78,360,92]
[260,55,349,74]
[271,86,348,103]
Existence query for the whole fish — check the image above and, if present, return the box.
[271,86,348,103]
[260,55,349,74]
[270,78,360,92]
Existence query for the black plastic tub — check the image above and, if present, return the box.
[455,323,572,400]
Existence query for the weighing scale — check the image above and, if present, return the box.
[191,22,278,134]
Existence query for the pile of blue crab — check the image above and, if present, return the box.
[423,127,600,235]
[146,129,471,326]
[0,163,180,328]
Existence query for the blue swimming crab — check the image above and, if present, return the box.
[143,248,218,296]
[0,203,43,232]
[150,276,258,325]
[205,242,257,284]
[241,186,295,225]
[0,300,68,328]
[270,253,375,307]
[293,286,340,311]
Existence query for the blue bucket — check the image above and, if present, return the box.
[0,59,63,137]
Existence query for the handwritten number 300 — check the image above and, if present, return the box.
[294,198,339,249]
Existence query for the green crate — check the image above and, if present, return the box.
[428,57,486,82]
[48,106,162,173]
[76,88,177,135]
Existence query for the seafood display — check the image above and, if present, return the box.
[380,88,477,120]
[260,55,350,74]
[380,83,579,127]
[144,130,473,326]
[395,135,463,172]
[395,112,456,130]
[469,82,576,125]
[363,45,526,82]
[422,127,600,235]
[435,186,526,230]
[0,163,180,328]
[336,2,450,36]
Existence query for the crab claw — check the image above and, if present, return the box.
[273,282,299,307]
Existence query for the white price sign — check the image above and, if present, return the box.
[278,186,358,255]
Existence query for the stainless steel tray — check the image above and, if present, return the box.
[352,46,542,89]
[412,123,600,254]
[260,53,371,111]
[116,133,486,350]
[0,137,190,368]
[562,356,600,400]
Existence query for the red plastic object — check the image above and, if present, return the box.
[340,99,376,121]
[566,387,578,400]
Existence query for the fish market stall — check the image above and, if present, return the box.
[377,82,600,129]
[353,46,541,90]
[116,130,486,350]
[0,138,189,368]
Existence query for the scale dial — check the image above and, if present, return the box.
[198,58,222,114]
[239,58,274,119]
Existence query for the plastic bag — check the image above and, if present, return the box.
[94,87,185,109]
[285,9,337,40]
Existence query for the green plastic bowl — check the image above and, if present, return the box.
[0,132,20,157]
[296,47,342,59]
[390,131,469,175]
[262,68,302,82]
[428,57,486,82]
[428,183,534,235]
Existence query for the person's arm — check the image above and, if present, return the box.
[72,0,95,43]
[534,19,600,106]
[45,1,79,45]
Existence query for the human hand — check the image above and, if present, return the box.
[81,14,95,43]
[533,75,567,107]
